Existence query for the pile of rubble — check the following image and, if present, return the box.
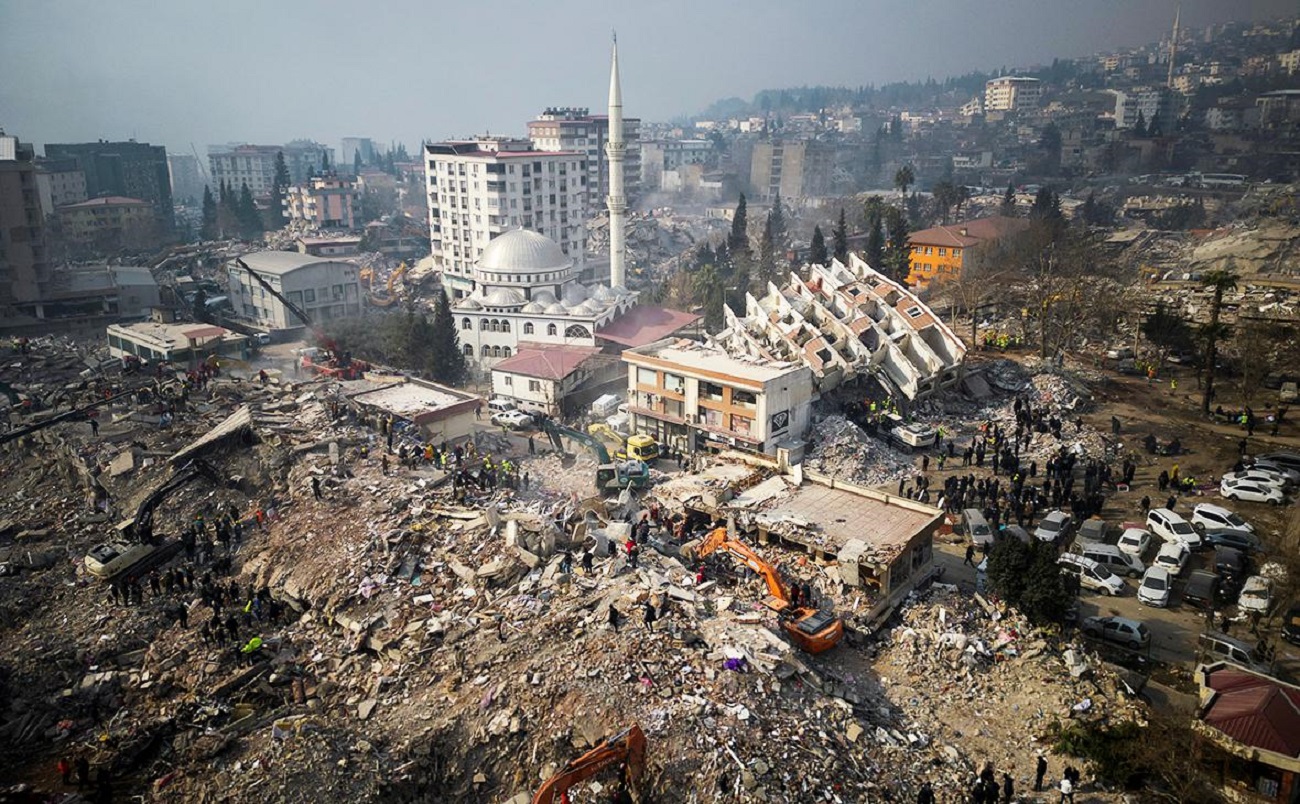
[804,414,915,485]
[586,210,707,274]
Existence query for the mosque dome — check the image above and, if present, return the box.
[458,297,483,311]
[532,289,557,305]
[544,302,569,316]
[483,287,526,307]
[474,229,573,290]
[590,285,614,302]
[561,283,588,306]
[570,300,600,317]
[520,301,545,314]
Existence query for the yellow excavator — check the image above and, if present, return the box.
[587,423,660,462]
[367,261,407,307]
[682,527,844,654]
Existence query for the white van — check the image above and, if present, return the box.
[1058,553,1125,596]
[963,509,993,546]
[1198,632,1273,674]
[1076,543,1145,578]
[487,398,517,416]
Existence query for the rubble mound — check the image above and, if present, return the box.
[805,415,914,485]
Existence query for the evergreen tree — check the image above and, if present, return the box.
[832,207,849,263]
[809,225,828,267]
[269,151,290,229]
[321,150,331,174]
[693,262,726,332]
[354,150,364,176]
[866,207,885,269]
[218,180,240,238]
[884,205,911,282]
[1147,111,1163,138]
[1001,181,1017,216]
[758,214,777,289]
[428,286,467,386]
[1133,111,1148,138]
[893,164,915,196]
[729,193,750,258]
[200,185,218,240]
[237,183,263,239]
[769,189,787,249]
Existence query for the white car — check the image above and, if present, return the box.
[1222,469,1290,491]
[1256,451,1300,473]
[1137,566,1172,608]
[1153,542,1191,576]
[1220,477,1285,505]
[1117,528,1152,558]
[1146,508,1202,550]
[1058,553,1125,596]
[1237,575,1273,615]
[490,410,534,430]
[1192,503,1254,534]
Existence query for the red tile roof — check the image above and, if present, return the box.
[491,344,601,381]
[1202,666,1300,758]
[908,215,1029,248]
[596,305,700,347]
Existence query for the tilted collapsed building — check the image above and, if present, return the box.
[712,254,966,402]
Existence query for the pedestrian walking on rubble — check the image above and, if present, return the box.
[643,600,656,632]
[58,757,72,785]
[75,756,90,787]
[964,544,977,568]
[1035,755,1047,792]
[1058,776,1074,803]
[1001,772,1014,803]
[608,604,621,633]
[311,477,322,500]
[916,781,935,804]
[1111,416,1121,435]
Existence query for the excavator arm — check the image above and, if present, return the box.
[532,724,646,804]
[686,527,790,604]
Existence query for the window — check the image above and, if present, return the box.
[491,345,501,357]
[503,375,512,386]
[699,407,723,427]
[637,367,657,386]
[501,320,511,333]
[547,323,557,336]
[565,324,590,339]
[462,318,472,330]
[953,248,961,257]
[938,248,947,257]
[304,289,316,303]
[481,318,490,330]
[730,414,753,436]
[529,379,541,392]
[732,389,757,408]
[924,247,933,255]
[523,322,534,335]
[463,344,473,356]
[663,373,684,394]
[481,345,491,357]
[905,306,924,318]
[700,381,725,402]
[490,320,500,332]
[501,347,511,357]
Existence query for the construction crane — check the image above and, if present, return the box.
[233,258,369,379]
[532,724,645,804]
[682,526,844,654]
[542,419,651,491]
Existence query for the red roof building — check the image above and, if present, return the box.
[905,215,1029,289]
[1194,662,1300,802]
[490,343,610,417]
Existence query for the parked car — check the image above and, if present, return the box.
[963,509,994,546]
[1202,527,1263,554]
[1237,575,1273,615]
[1220,477,1285,505]
[490,410,534,430]
[1076,518,1108,545]
[1058,553,1125,596]
[1182,570,1224,611]
[999,524,1031,544]
[1192,503,1254,534]
[1034,510,1073,543]
[1153,542,1191,576]
[487,398,518,416]
[1116,528,1152,559]
[1198,631,1274,673]
[1249,458,1300,485]
[1137,567,1172,608]
[1081,616,1151,650]
[1075,542,1144,578]
[1256,451,1300,473]
[1282,604,1300,647]
[1222,469,1290,492]
[1146,508,1203,550]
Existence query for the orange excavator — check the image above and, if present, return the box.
[683,526,844,654]
[532,724,646,804]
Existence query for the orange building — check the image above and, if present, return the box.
[906,215,1028,289]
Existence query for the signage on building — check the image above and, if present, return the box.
[770,410,790,436]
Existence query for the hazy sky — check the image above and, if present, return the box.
[1,0,1294,157]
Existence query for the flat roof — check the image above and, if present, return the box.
[625,338,806,387]
[233,251,353,277]
[348,378,480,423]
[749,479,942,558]
[109,321,244,348]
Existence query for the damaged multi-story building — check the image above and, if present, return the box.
[711,254,967,405]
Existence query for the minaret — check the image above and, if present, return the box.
[1166,3,1180,89]
[606,34,627,290]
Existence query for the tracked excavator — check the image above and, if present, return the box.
[542,420,651,491]
[532,724,645,804]
[682,526,844,654]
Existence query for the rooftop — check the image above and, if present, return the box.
[596,305,700,348]
[60,196,150,209]
[235,251,353,277]
[625,338,806,388]
[109,321,243,349]
[909,215,1030,248]
[1198,663,1300,760]
[347,378,479,423]
[492,343,602,381]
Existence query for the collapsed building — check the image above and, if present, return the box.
[713,254,967,405]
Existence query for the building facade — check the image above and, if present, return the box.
[227,251,361,332]
[641,139,713,191]
[340,137,376,172]
[622,338,812,456]
[0,135,51,306]
[424,138,588,298]
[285,176,360,229]
[906,215,1030,289]
[208,141,334,196]
[490,344,605,416]
[750,140,832,200]
[528,107,641,207]
[166,154,206,204]
[983,77,1042,112]
[34,159,87,217]
[57,196,157,249]
[44,140,173,232]
[1110,87,1179,130]
[107,320,248,365]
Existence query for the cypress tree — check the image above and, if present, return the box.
[758,214,777,289]
[200,185,218,240]
[809,225,828,266]
[729,193,750,258]
[832,207,849,263]
[429,286,467,386]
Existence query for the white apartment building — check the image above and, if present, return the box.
[1278,49,1300,76]
[1109,87,1179,130]
[226,251,362,333]
[34,160,87,216]
[640,139,712,190]
[424,138,588,299]
[527,107,640,207]
[983,77,1042,112]
[208,142,333,196]
[622,338,812,457]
